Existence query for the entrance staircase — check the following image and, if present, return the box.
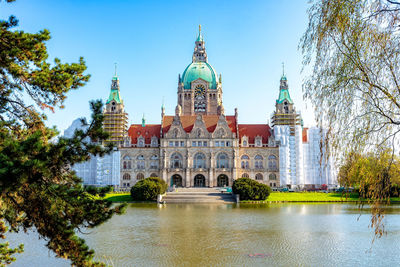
[162,188,235,204]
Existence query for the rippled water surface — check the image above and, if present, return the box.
[9,203,400,266]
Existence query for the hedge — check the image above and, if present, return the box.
[130,177,167,201]
[232,177,271,201]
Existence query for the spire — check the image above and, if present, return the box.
[196,24,203,42]
[193,25,207,62]
[107,68,122,104]
[142,113,145,127]
[282,62,285,78]
[161,97,165,118]
[277,72,293,104]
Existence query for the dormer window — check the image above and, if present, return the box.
[137,136,145,147]
[255,136,262,147]
[242,136,249,147]
[151,136,158,147]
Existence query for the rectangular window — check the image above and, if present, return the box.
[175,141,179,147]
[169,141,173,147]
[198,141,202,147]
[215,141,219,147]
[192,141,196,147]
[220,141,225,147]
[203,141,207,147]
[226,141,230,147]
[180,141,184,147]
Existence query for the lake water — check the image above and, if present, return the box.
[8,203,400,267]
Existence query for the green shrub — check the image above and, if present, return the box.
[130,177,167,201]
[232,177,271,201]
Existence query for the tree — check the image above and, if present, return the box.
[0,1,125,265]
[338,150,400,194]
[301,0,400,236]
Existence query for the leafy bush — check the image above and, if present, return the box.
[130,177,167,201]
[232,178,271,201]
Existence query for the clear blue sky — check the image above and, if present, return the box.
[1,0,314,132]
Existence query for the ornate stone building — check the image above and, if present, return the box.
[100,27,337,189]
[111,27,280,188]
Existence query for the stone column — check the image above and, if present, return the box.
[186,168,191,187]
[161,149,167,183]
[209,152,215,187]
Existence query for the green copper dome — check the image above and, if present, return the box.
[181,62,217,89]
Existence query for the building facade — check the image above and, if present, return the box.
[97,27,337,189]
[64,119,121,187]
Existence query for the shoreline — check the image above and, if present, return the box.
[104,192,400,204]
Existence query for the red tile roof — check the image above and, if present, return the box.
[127,124,161,144]
[161,115,237,134]
[302,127,308,143]
[127,116,273,145]
[238,124,271,144]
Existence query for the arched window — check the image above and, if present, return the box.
[218,128,225,137]
[241,155,250,169]
[196,129,202,138]
[150,173,158,177]
[173,129,179,138]
[137,173,144,180]
[241,173,249,178]
[217,153,229,168]
[170,153,183,168]
[255,173,263,181]
[268,155,277,170]
[194,153,206,169]
[123,173,131,180]
[137,155,145,169]
[269,173,277,180]
[255,155,263,169]
[123,155,131,170]
[150,154,159,169]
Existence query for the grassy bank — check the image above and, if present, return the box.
[266,192,359,202]
[103,192,400,203]
[246,192,400,203]
[104,193,132,202]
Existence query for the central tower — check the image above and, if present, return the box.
[177,26,223,115]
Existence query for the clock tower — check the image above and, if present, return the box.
[177,26,223,115]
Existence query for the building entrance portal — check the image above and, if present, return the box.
[217,174,229,187]
[171,174,183,187]
[194,174,206,187]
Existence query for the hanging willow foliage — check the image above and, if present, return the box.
[301,0,400,237]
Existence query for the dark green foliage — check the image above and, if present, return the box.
[0,1,126,266]
[130,177,167,201]
[232,178,271,201]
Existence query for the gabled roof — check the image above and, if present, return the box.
[127,124,161,144]
[162,115,237,134]
[238,124,271,144]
